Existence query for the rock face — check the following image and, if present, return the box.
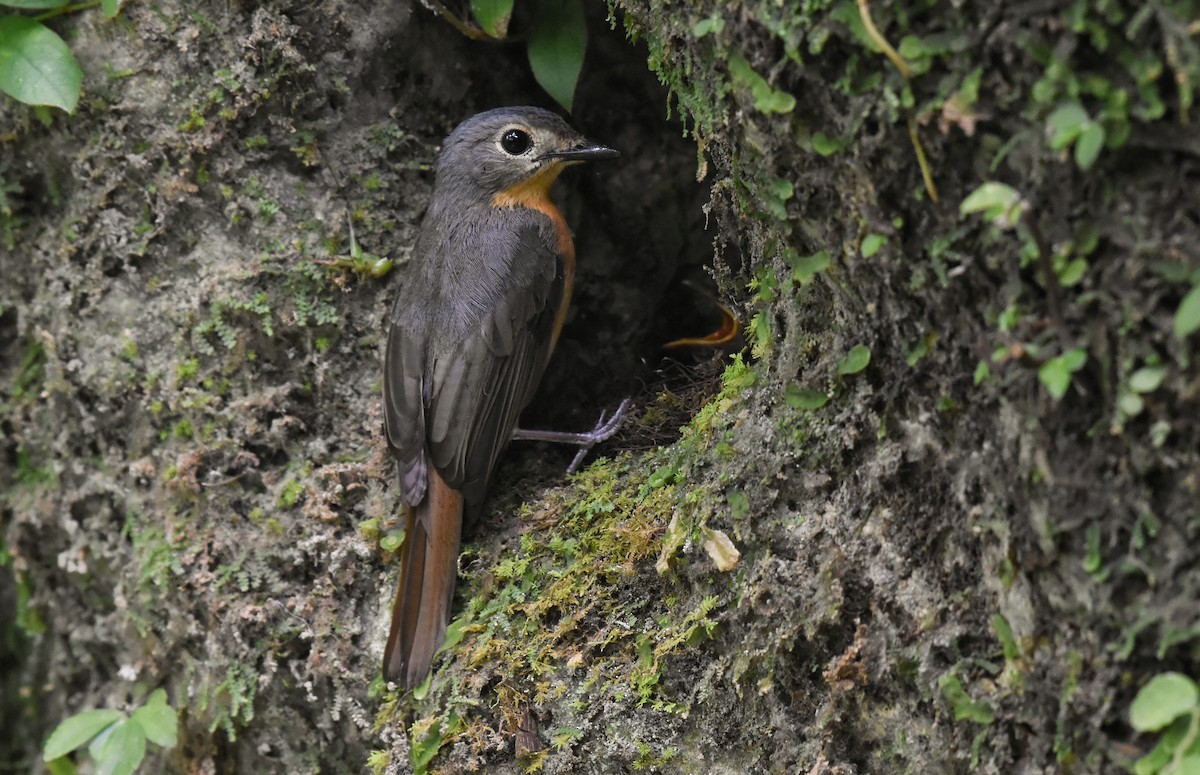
[2,0,1197,773]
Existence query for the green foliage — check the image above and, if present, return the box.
[762,176,794,219]
[939,672,995,725]
[691,15,723,38]
[192,292,275,354]
[785,384,828,410]
[10,337,45,402]
[318,213,393,280]
[837,344,871,376]
[1176,284,1200,340]
[727,53,795,113]
[1132,674,1199,733]
[1037,348,1087,401]
[43,690,177,775]
[276,478,305,509]
[435,0,588,112]
[471,0,513,39]
[201,662,257,739]
[788,249,831,285]
[1130,673,1200,775]
[410,713,461,774]
[527,0,586,112]
[810,131,845,156]
[860,233,887,258]
[0,0,121,112]
[1046,101,1106,170]
[0,12,80,112]
[960,182,1024,228]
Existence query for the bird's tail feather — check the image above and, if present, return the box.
[383,468,463,688]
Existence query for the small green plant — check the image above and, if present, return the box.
[939,671,995,725]
[837,344,871,376]
[1129,672,1200,775]
[1175,276,1200,340]
[0,0,122,113]
[312,212,394,280]
[1046,100,1106,170]
[960,182,1025,228]
[426,0,587,111]
[43,689,178,775]
[1037,347,1087,401]
[727,52,795,114]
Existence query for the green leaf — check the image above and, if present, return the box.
[93,718,146,775]
[767,176,793,203]
[1129,366,1166,394]
[0,16,83,112]
[1,0,71,8]
[692,16,724,37]
[471,0,513,38]
[439,615,469,653]
[44,757,76,775]
[789,249,830,284]
[380,530,404,553]
[411,715,456,770]
[811,132,842,156]
[1178,754,1200,775]
[1176,285,1200,339]
[1061,348,1087,371]
[991,614,1019,661]
[1074,122,1104,169]
[785,384,828,410]
[1047,101,1088,147]
[1058,258,1087,286]
[960,182,1022,227]
[527,0,586,112]
[646,465,677,489]
[44,710,123,761]
[1134,721,1184,775]
[1130,673,1199,732]
[727,490,749,520]
[101,0,121,17]
[1118,391,1144,416]
[756,88,795,113]
[727,53,795,114]
[838,344,871,375]
[905,333,932,365]
[130,690,177,748]
[860,234,886,258]
[938,673,994,724]
[1038,348,1087,400]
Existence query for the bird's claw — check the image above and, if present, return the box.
[566,399,630,474]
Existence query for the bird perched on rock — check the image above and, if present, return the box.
[382,107,621,688]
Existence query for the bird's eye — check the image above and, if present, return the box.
[500,129,532,156]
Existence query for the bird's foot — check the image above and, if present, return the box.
[511,399,631,473]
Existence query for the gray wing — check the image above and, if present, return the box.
[384,215,563,511]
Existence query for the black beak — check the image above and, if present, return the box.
[541,144,621,162]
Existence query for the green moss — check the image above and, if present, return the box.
[174,358,199,382]
[276,479,305,509]
[385,352,758,764]
[198,661,258,740]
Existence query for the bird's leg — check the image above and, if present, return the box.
[511,399,630,473]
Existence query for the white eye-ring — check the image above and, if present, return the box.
[499,128,533,156]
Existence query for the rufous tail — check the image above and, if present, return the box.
[382,467,463,688]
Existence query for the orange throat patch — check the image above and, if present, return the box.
[492,162,577,349]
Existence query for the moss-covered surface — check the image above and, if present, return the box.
[2,0,1199,772]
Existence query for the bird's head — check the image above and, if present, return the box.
[435,106,619,202]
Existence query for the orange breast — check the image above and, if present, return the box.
[492,166,576,352]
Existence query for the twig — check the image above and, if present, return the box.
[857,0,913,79]
[858,0,940,202]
